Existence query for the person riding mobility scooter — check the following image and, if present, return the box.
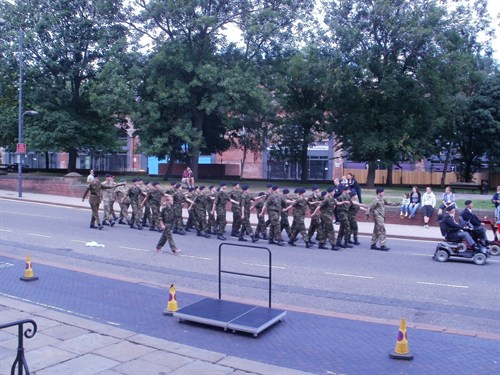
[433,206,489,265]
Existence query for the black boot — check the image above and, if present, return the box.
[318,243,327,249]
[305,240,312,248]
[217,235,226,240]
[370,244,381,250]
[288,239,296,246]
[353,236,360,245]
[379,245,390,251]
[251,235,259,243]
[268,239,276,245]
[336,241,345,249]
[204,231,211,238]
[102,220,110,226]
[344,241,353,248]
[332,243,340,250]
[275,240,285,247]
[97,224,103,230]
[238,236,248,242]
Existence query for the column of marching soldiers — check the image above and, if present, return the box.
[90,174,369,251]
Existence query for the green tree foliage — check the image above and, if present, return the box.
[269,46,333,182]
[0,0,128,171]
[126,0,314,178]
[322,0,495,187]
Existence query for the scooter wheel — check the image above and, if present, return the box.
[434,249,449,262]
[457,243,467,253]
[489,244,500,256]
[473,253,487,265]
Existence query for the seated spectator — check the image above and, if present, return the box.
[347,173,362,203]
[400,193,410,218]
[408,186,421,219]
[181,167,195,188]
[441,206,476,248]
[438,186,456,215]
[461,200,488,245]
[492,186,500,221]
[421,186,436,229]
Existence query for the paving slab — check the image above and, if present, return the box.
[36,353,119,375]
[53,332,121,355]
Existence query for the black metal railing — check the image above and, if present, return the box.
[0,319,37,375]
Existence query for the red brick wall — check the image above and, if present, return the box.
[0,175,86,198]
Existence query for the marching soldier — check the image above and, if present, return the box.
[230,182,242,237]
[238,185,255,242]
[250,192,267,241]
[115,179,131,225]
[311,188,340,250]
[212,183,230,240]
[260,186,284,246]
[307,186,322,244]
[143,181,164,231]
[285,188,312,248]
[366,187,399,251]
[156,195,181,254]
[335,186,353,248]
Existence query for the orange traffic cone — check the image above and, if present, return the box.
[389,318,413,360]
[163,284,178,316]
[20,255,39,282]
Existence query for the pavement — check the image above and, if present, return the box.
[1,189,499,375]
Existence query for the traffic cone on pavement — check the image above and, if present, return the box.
[20,255,39,282]
[163,284,178,316]
[389,318,413,360]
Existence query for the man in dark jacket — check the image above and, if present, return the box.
[442,206,476,248]
[461,200,488,245]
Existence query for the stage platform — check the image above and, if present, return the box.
[174,298,286,337]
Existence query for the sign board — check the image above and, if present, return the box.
[17,143,27,154]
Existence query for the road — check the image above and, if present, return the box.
[1,198,499,336]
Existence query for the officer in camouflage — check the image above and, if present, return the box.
[366,187,399,251]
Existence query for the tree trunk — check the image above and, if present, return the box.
[300,141,308,183]
[191,110,204,180]
[68,148,77,172]
[44,151,50,169]
[440,144,452,187]
[162,161,175,181]
[386,164,393,186]
[241,145,247,178]
[366,163,376,189]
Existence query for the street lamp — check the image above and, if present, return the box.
[0,17,39,196]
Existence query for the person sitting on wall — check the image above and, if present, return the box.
[181,167,195,188]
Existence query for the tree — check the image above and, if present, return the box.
[268,46,333,182]
[0,0,129,171]
[126,0,315,179]
[322,0,495,188]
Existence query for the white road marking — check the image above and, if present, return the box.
[27,233,51,238]
[0,262,14,269]
[0,229,12,232]
[242,262,286,270]
[1,210,56,219]
[71,240,87,243]
[0,292,120,326]
[411,253,431,257]
[325,272,374,279]
[417,281,469,289]
[179,254,212,260]
[119,246,149,252]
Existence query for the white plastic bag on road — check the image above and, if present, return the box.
[85,241,105,247]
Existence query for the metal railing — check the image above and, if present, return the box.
[0,319,37,375]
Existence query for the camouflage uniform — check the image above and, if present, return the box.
[193,188,210,236]
[367,193,399,248]
[336,190,352,247]
[307,191,322,241]
[101,178,118,224]
[289,193,310,246]
[252,195,267,239]
[144,185,164,231]
[114,183,130,224]
[264,191,283,244]
[185,189,197,231]
[141,182,152,227]
[317,193,338,249]
[239,189,254,240]
[280,193,292,238]
[230,186,242,236]
[214,186,230,239]
[82,178,115,229]
[156,203,179,252]
[206,187,216,233]
[172,186,186,233]
[348,195,361,244]
[128,181,145,229]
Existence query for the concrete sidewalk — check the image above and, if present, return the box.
[0,189,444,241]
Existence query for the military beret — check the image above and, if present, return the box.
[175,183,181,188]
[464,200,472,206]
[152,181,159,186]
[232,182,240,186]
[327,187,335,193]
[171,181,177,186]
[131,178,137,182]
[209,185,214,190]
[297,188,305,194]
[241,185,249,191]
[220,182,227,187]
[258,192,266,196]
[267,184,273,188]
[143,180,150,185]
[272,186,279,191]
[321,191,327,196]
[94,174,99,179]
[188,187,195,192]
[293,188,299,194]
[105,173,112,177]
[283,188,290,194]
[350,191,357,197]
[376,187,384,194]
[311,186,319,191]
[199,186,205,190]
[446,205,455,212]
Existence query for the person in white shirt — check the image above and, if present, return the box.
[87,169,94,183]
[421,186,436,229]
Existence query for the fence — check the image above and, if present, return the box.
[343,169,496,188]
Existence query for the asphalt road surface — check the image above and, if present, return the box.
[1,199,499,336]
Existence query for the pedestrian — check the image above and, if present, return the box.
[251,192,267,241]
[260,186,285,246]
[347,172,362,203]
[213,182,230,240]
[335,186,354,248]
[238,185,255,242]
[311,187,340,250]
[230,182,242,237]
[492,186,500,221]
[366,187,400,251]
[280,188,292,239]
[408,186,421,219]
[461,200,488,245]
[285,188,312,248]
[421,186,436,229]
[438,186,456,216]
[86,169,94,183]
[400,193,410,218]
[307,186,322,243]
[143,181,164,231]
[115,179,131,224]
[156,195,181,254]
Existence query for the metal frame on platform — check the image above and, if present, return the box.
[174,243,286,337]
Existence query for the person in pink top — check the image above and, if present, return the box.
[181,167,195,188]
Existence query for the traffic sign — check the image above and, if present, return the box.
[17,143,26,154]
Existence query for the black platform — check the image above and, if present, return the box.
[174,298,286,337]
